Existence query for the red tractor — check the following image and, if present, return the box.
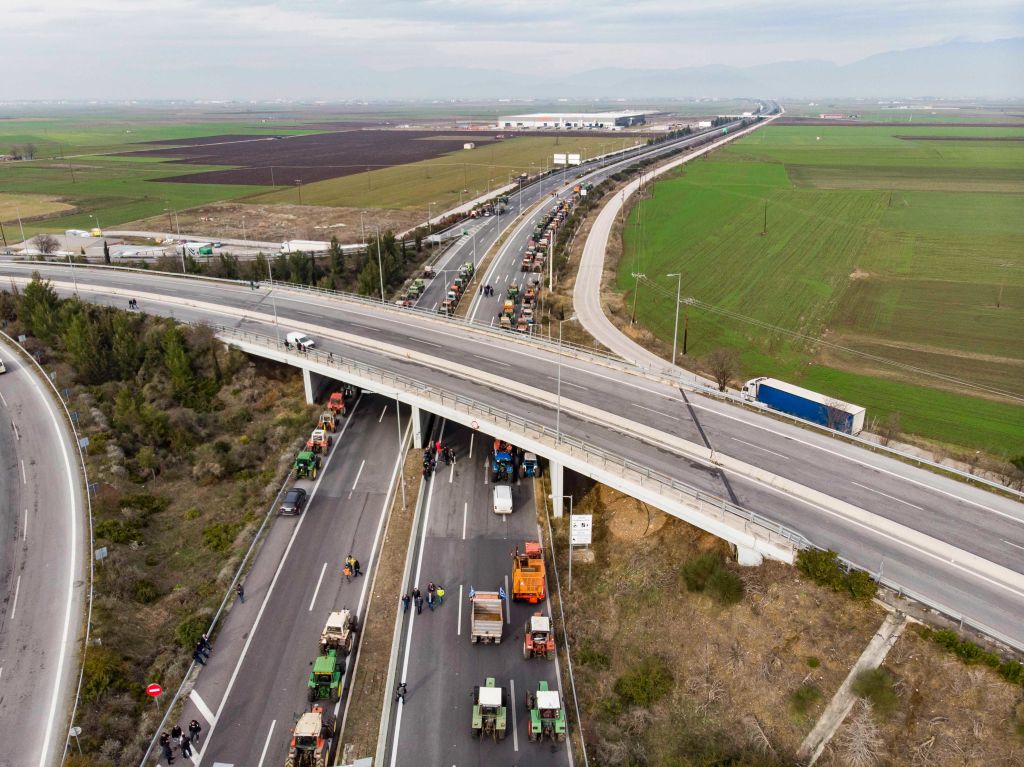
[328,392,347,417]
[523,612,555,659]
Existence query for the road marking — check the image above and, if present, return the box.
[546,375,586,391]
[472,354,510,367]
[309,562,328,611]
[20,459,26,484]
[448,462,454,484]
[196,398,361,766]
[631,403,681,421]
[469,433,474,459]
[379,406,387,423]
[457,584,463,636]
[419,339,442,348]
[509,678,519,751]
[462,502,468,540]
[23,508,28,541]
[851,481,924,510]
[504,575,511,624]
[1003,539,1024,553]
[256,719,276,767]
[189,689,217,725]
[431,302,438,311]
[0,390,6,406]
[10,575,20,620]
[731,437,790,459]
[348,458,366,498]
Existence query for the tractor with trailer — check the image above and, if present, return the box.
[319,610,358,656]
[525,681,567,742]
[284,705,334,767]
[511,541,546,603]
[307,649,343,702]
[520,452,541,478]
[523,612,555,659]
[306,428,333,454]
[294,450,321,479]
[469,589,504,644]
[471,678,508,741]
[491,441,515,482]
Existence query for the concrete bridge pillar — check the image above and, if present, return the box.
[549,459,565,518]
[736,545,764,567]
[302,368,331,405]
[411,405,424,449]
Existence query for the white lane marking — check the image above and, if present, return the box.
[851,481,924,510]
[731,437,790,459]
[457,584,463,636]
[189,689,216,725]
[547,375,586,391]
[484,457,490,486]
[448,462,454,484]
[0,390,7,406]
[504,575,511,624]
[469,433,474,459]
[196,398,360,766]
[20,459,26,484]
[472,354,510,367]
[379,406,387,423]
[631,403,681,421]
[389,422,445,767]
[256,719,276,767]
[309,562,328,611]
[462,502,468,540]
[510,678,519,751]
[10,576,20,620]
[431,302,438,311]
[348,322,378,333]
[1003,539,1024,553]
[23,508,28,541]
[419,340,442,348]
[348,458,366,499]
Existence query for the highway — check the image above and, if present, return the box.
[386,423,571,767]
[166,395,406,767]
[3,264,1021,653]
[0,339,86,767]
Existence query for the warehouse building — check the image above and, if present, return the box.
[497,111,647,129]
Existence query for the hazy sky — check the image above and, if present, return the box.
[6,0,1022,99]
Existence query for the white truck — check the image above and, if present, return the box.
[470,590,504,644]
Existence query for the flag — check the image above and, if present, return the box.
[468,585,475,599]
[499,586,507,600]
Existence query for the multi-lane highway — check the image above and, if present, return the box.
[166,395,406,767]
[0,339,86,767]
[2,264,1021,653]
[386,422,571,767]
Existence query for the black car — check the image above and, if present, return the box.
[279,487,308,515]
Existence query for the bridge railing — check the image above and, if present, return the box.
[204,321,810,556]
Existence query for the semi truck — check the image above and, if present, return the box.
[281,240,331,254]
[742,377,865,435]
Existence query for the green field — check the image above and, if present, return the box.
[250,135,640,211]
[618,125,1024,454]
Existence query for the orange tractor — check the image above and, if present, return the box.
[307,428,333,454]
[284,704,334,767]
[511,541,546,604]
[318,411,338,432]
[523,612,555,659]
[328,392,347,417]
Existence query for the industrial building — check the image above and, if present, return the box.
[497,111,647,129]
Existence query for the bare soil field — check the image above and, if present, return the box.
[123,202,426,243]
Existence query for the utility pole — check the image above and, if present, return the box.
[375,227,385,303]
[667,273,682,366]
[682,299,690,356]
[630,272,645,324]
[762,200,768,235]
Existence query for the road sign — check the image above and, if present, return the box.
[145,683,163,697]
[17,334,26,343]
[94,546,108,562]
[567,153,582,166]
[553,153,567,166]
[69,726,82,737]
[470,420,479,430]
[78,436,90,449]
[570,514,592,545]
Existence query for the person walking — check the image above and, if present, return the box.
[235,582,245,604]
[414,594,424,614]
[352,558,362,577]
[436,585,446,606]
[188,719,202,745]
[343,562,353,583]
[180,735,193,759]
[426,583,436,611]
[171,724,182,748]
[401,593,411,613]
[396,681,408,703]
[192,647,207,666]
[435,439,442,457]
[161,741,174,764]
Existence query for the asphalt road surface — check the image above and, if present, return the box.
[0,341,86,767]
[164,394,406,767]
[387,422,571,767]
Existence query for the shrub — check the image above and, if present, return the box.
[175,615,208,649]
[851,668,898,717]
[82,646,128,702]
[807,656,821,668]
[133,578,160,604]
[94,519,140,544]
[576,644,611,671]
[706,567,745,605]
[681,553,722,592]
[613,656,674,708]
[789,683,822,718]
[120,493,170,517]
[796,548,845,590]
[202,521,244,553]
[926,627,1024,686]
[845,569,877,601]
[999,660,1024,686]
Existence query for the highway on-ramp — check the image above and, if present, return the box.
[0,339,87,767]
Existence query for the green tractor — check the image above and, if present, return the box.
[471,677,508,741]
[307,649,342,702]
[525,681,567,742]
[295,450,321,480]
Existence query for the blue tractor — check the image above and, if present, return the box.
[492,440,515,482]
[519,452,541,479]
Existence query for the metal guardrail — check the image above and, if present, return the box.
[208,322,809,555]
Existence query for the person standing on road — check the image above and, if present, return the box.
[235,582,245,603]
[200,634,212,655]
[415,594,424,614]
[171,724,182,748]
[426,582,436,611]
[396,681,408,703]
[401,593,411,613]
[188,720,202,744]
[180,735,193,758]
[436,585,446,605]
[192,647,207,666]
[161,741,174,764]
[343,562,353,583]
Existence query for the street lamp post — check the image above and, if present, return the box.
[375,227,385,303]
[555,314,577,445]
[667,272,682,366]
[395,398,407,510]
[563,494,575,591]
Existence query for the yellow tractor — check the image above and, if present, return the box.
[284,705,334,767]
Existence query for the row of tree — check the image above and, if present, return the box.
[7,143,37,160]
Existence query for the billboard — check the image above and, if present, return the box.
[567,153,582,165]
[553,153,567,166]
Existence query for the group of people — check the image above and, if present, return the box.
[192,633,213,666]
[423,441,455,479]
[342,554,363,582]
[159,719,202,763]
[401,582,446,615]
[480,284,496,297]
[127,298,140,310]
[282,339,310,353]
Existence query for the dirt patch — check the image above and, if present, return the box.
[849,268,873,281]
[339,449,423,761]
[601,485,666,541]
[122,202,427,244]
[0,192,75,224]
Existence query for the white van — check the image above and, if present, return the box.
[286,331,315,349]
[492,485,513,515]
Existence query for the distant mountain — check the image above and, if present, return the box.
[342,38,1023,100]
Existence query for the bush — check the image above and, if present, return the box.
[81,646,128,702]
[926,627,1023,685]
[576,644,611,671]
[94,519,141,544]
[999,660,1024,686]
[706,567,745,605]
[845,569,877,601]
[202,521,244,553]
[133,578,160,604]
[796,548,845,590]
[851,668,898,717]
[174,615,208,649]
[681,553,721,592]
[613,656,674,708]
[789,683,822,718]
[807,656,821,668]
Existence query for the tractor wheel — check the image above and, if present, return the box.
[327,436,333,446]
[314,754,324,767]
[331,688,339,703]
[308,688,317,703]
[285,757,295,767]
[311,466,318,479]
[499,726,507,740]
[522,643,530,660]
[471,727,480,739]
[528,726,537,742]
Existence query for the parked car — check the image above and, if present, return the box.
[286,331,315,349]
[279,487,308,515]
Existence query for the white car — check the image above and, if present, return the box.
[286,332,315,349]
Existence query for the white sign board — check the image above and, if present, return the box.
[552,153,567,166]
[567,153,582,166]
[570,514,593,545]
